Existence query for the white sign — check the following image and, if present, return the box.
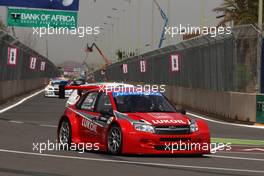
[40,61,46,71]
[122,64,128,74]
[140,60,146,73]
[7,47,18,65]
[171,54,179,72]
[29,57,37,70]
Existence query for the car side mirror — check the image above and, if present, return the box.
[180,109,186,115]
[59,85,65,99]
[175,105,186,115]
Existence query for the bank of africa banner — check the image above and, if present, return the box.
[0,0,79,11]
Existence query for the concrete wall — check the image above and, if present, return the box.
[0,78,48,104]
[165,86,256,122]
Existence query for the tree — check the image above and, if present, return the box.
[116,49,123,61]
[115,49,137,62]
[213,0,260,26]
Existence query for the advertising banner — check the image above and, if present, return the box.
[140,60,146,73]
[8,8,78,28]
[40,61,46,71]
[122,64,128,74]
[0,0,79,11]
[170,54,179,72]
[29,57,37,70]
[7,47,18,66]
[256,95,264,123]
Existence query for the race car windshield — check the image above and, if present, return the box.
[113,92,176,113]
[51,81,68,86]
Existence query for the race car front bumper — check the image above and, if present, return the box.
[122,131,210,155]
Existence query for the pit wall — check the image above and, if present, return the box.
[110,81,257,122]
[164,86,256,123]
[0,78,49,104]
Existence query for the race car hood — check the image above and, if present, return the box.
[126,112,190,126]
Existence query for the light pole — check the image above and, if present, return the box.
[167,0,171,46]
[200,0,205,29]
[137,0,141,55]
[121,0,132,55]
[103,22,115,59]
[107,16,120,55]
[258,0,263,93]
[46,39,49,59]
[98,28,109,57]
[111,7,129,53]
[151,0,155,50]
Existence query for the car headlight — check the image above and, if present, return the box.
[189,120,198,133]
[133,123,155,133]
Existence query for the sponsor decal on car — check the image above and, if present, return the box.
[152,119,187,125]
[81,118,97,132]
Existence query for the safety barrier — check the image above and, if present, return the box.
[0,30,59,103]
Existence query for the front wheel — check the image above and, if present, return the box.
[107,125,122,155]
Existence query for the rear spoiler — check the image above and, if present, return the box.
[59,85,99,99]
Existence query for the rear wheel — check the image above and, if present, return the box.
[59,119,72,147]
[107,125,122,154]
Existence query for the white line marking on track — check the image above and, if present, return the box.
[187,112,264,129]
[0,149,263,174]
[205,154,264,162]
[39,124,57,128]
[217,151,264,155]
[210,144,227,153]
[0,89,44,114]
[241,148,264,152]
[8,120,24,124]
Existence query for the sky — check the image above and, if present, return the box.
[0,0,223,66]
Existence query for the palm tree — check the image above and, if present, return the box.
[213,0,260,26]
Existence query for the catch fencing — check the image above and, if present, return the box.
[0,29,59,103]
[0,30,59,81]
[94,25,258,93]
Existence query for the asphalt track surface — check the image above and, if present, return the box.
[0,90,263,176]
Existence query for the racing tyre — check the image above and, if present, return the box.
[58,119,72,149]
[107,125,122,155]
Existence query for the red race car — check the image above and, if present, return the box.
[57,85,210,155]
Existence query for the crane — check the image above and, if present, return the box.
[85,42,111,71]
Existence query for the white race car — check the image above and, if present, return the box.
[65,82,134,107]
[44,79,72,98]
